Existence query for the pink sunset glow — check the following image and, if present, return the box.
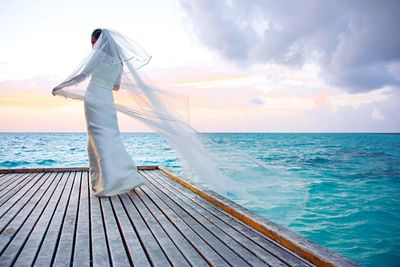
[0,0,399,133]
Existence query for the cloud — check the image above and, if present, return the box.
[0,76,59,95]
[327,87,390,112]
[304,86,400,132]
[249,97,265,105]
[372,109,384,121]
[180,0,400,92]
[0,76,70,108]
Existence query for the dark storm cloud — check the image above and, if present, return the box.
[180,0,400,92]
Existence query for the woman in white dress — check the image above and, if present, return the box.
[52,28,236,196]
[53,29,147,196]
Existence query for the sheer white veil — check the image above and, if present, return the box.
[52,28,310,224]
[52,28,236,193]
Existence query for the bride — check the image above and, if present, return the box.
[52,29,149,196]
[52,28,236,197]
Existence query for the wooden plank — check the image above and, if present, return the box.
[145,170,290,267]
[0,172,52,233]
[0,172,62,266]
[100,197,131,266]
[159,167,359,267]
[9,172,69,266]
[0,173,24,188]
[135,186,209,267]
[0,173,32,201]
[127,189,190,267]
[52,171,80,266]
[0,172,54,247]
[33,172,75,266]
[0,166,157,174]
[140,171,251,267]
[143,171,265,266]
[119,193,171,267]
[152,170,310,267]
[137,180,229,266]
[110,196,151,267]
[0,172,37,201]
[72,171,91,267]
[0,172,43,214]
[137,166,159,170]
[0,173,24,190]
[90,189,111,267]
[0,167,89,174]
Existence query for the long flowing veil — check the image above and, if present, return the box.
[52,29,237,193]
[52,29,309,226]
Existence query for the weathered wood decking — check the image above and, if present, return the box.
[0,166,358,267]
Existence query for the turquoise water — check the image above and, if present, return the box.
[1,132,399,266]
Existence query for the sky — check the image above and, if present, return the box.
[0,0,399,132]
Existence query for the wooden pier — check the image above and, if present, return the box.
[0,166,358,266]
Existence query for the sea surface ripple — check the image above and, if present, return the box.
[1,132,399,266]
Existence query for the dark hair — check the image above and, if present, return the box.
[91,28,102,39]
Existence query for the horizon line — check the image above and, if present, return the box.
[1,131,399,134]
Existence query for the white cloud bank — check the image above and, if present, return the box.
[180,0,400,92]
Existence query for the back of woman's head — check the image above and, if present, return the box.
[91,29,102,39]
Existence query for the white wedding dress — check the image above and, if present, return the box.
[53,29,235,196]
[84,61,145,196]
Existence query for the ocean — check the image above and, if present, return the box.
[1,132,399,266]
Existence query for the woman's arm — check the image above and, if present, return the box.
[52,73,89,95]
[52,51,100,96]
